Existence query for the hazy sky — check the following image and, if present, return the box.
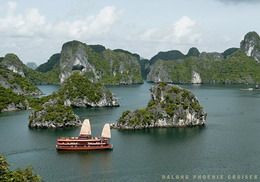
[0,0,259,64]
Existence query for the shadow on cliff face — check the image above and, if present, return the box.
[72,64,85,71]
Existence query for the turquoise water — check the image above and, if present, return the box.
[1,83,260,181]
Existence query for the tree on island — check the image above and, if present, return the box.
[0,155,41,182]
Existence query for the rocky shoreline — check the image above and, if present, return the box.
[1,102,28,112]
[28,98,82,129]
[110,122,205,130]
[113,83,207,130]
[28,73,119,128]
[29,119,82,129]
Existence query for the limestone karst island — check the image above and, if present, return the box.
[1,1,260,181]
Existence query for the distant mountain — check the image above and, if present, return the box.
[0,53,25,77]
[26,62,37,70]
[89,44,106,53]
[59,40,143,85]
[35,54,60,84]
[147,50,260,84]
[113,49,140,60]
[240,31,260,62]
[0,53,59,85]
[147,31,260,84]
[150,50,185,65]
[36,53,60,73]
[187,47,200,57]
[222,48,239,58]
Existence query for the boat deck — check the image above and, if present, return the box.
[56,137,112,151]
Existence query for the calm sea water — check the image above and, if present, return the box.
[1,83,260,181]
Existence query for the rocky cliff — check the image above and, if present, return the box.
[147,50,260,84]
[59,40,143,85]
[113,83,206,129]
[36,53,60,73]
[0,54,53,112]
[147,31,260,84]
[138,58,150,80]
[0,53,58,85]
[29,98,81,128]
[36,53,60,84]
[0,54,25,77]
[29,72,119,128]
[191,71,202,84]
[241,31,260,62]
[0,85,29,112]
[147,60,174,83]
[59,72,119,107]
[0,66,42,96]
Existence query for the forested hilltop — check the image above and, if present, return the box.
[0,41,142,112]
[1,31,260,112]
[146,31,260,84]
[113,82,206,129]
[37,41,143,85]
[0,155,41,181]
[29,72,119,128]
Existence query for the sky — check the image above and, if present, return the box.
[0,0,259,64]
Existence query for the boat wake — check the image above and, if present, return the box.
[4,147,51,156]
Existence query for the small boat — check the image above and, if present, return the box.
[240,88,254,91]
[56,119,113,151]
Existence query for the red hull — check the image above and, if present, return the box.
[56,144,113,151]
[56,137,113,151]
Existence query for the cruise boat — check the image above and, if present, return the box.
[56,119,113,151]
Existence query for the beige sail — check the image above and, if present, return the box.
[80,119,91,136]
[101,123,111,139]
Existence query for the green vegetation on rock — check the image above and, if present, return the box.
[29,72,118,128]
[147,50,260,84]
[0,63,42,112]
[147,31,260,83]
[36,54,60,73]
[0,53,59,85]
[35,53,60,84]
[240,31,260,62]
[59,72,104,103]
[116,83,206,129]
[1,54,24,69]
[150,50,185,65]
[89,44,106,53]
[187,47,200,57]
[29,97,80,128]
[138,58,150,80]
[0,66,41,95]
[59,40,143,85]
[0,155,41,182]
[222,48,239,58]
[0,86,27,112]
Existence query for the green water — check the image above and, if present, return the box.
[1,83,260,181]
